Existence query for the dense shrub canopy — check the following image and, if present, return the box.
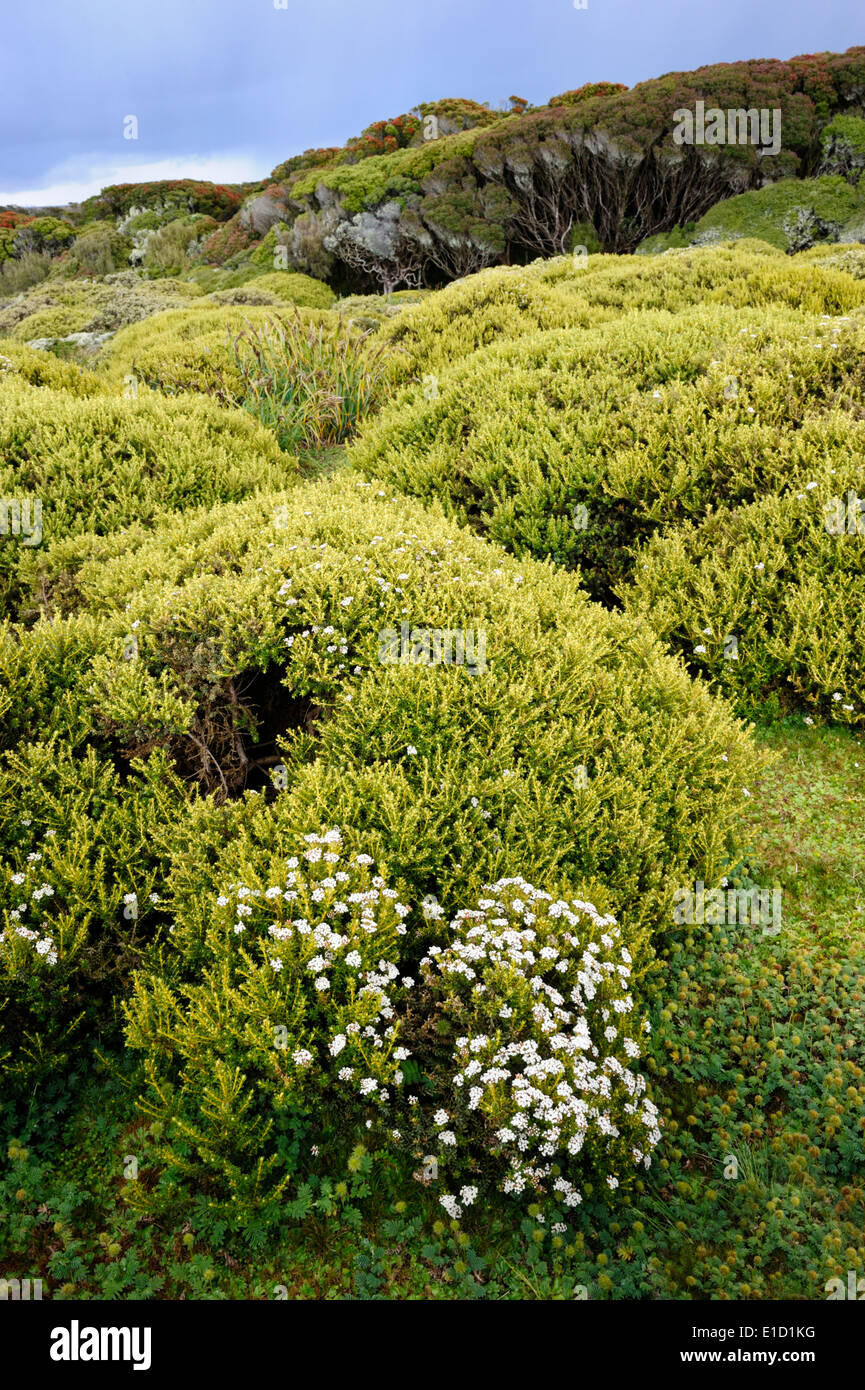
[7,471,754,940]
[371,243,865,384]
[351,295,865,589]
[281,47,865,262]
[625,480,865,724]
[0,378,297,609]
[350,247,865,721]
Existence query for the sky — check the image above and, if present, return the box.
[1,0,862,206]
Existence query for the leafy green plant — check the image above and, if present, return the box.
[229,312,391,450]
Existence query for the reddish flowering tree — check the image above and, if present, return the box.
[0,210,34,230]
[82,180,244,223]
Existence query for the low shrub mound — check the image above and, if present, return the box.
[688,176,865,252]
[535,241,865,317]
[638,177,865,255]
[97,303,336,400]
[0,273,203,343]
[240,271,337,309]
[0,340,106,396]
[1,469,754,1214]
[794,242,865,279]
[374,264,596,383]
[2,467,754,1007]
[0,746,191,1083]
[122,839,660,1219]
[0,378,297,610]
[333,289,429,333]
[373,244,865,385]
[624,477,865,726]
[350,302,865,604]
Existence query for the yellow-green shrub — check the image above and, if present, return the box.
[624,476,865,725]
[374,244,865,384]
[122,831,411,1212]
[375,264,594,383]
[0,274,203,342]
[0,744,191,1082]
[0,339,106,396]
[794,242,865,280]
[536,241,865,317]
[1,470,756,1166]
[0,379,298,609]
[241,270,337,309]
[16,470,757,961]
[350,303,865,602]
[332,288,429,332]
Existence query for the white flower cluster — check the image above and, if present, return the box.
[423,878,660,1203]
[214,829,413,1101]
[1,859,58,966]
[276,546,352,672]
[0,922,58,966]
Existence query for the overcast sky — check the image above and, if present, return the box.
[2,0,862,205]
